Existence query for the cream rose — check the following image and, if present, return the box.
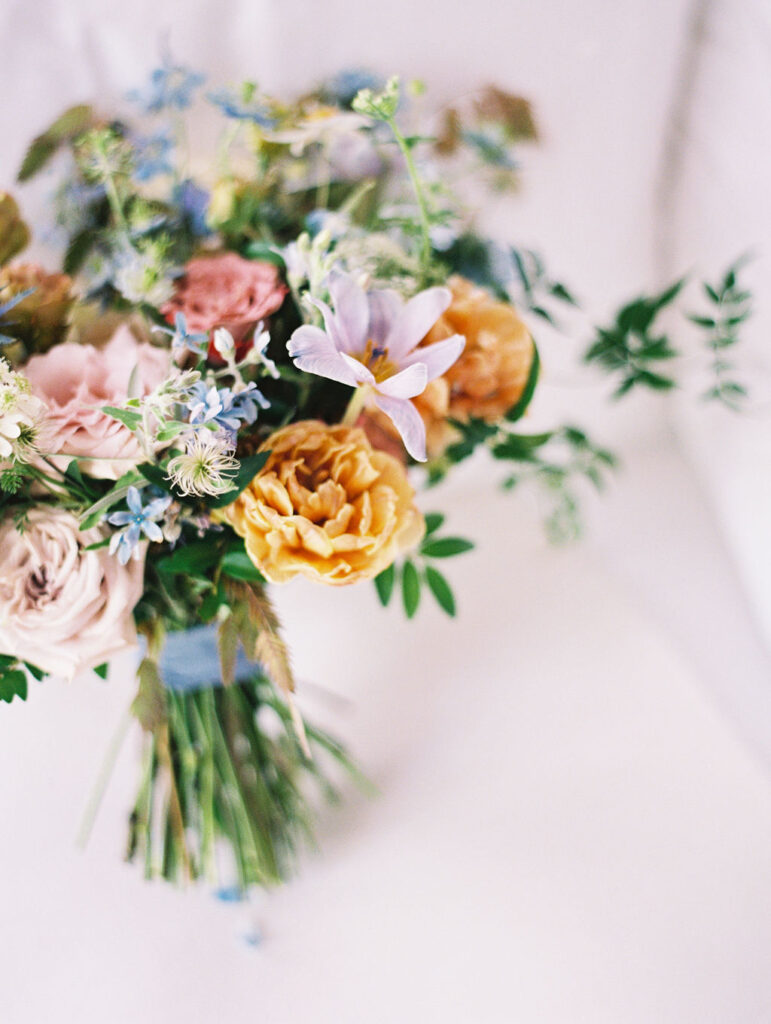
[23,324,168,479]
[0,508,144,679]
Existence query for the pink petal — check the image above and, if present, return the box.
[384,286,452,361]
[376,362,428,399]
[401,333,465,381]
[373,394,427,462]
[287,325,360,386]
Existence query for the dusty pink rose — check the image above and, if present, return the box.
[24,324,168,479]
[161,253,288,357]
[0,508,144,680]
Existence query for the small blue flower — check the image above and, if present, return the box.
[322,68,384,107]
[154,313,209,357]
[207,88,275,127]
[108,487,172,565]
[127,60,205,114]
[132,130,175,182]
[187,381,268,437]
[173,179,211,237]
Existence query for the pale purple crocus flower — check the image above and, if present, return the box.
[286,273,464,461]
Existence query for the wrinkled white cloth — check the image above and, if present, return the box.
[1,1,771,1021]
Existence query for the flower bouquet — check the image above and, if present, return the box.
[1,61,749,896]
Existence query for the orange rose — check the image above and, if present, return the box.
[221,421,424,585]
[414,276,535,454]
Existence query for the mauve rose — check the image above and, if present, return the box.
[0,508,144,679]
[160,253,288,360]
[24,325,168,479]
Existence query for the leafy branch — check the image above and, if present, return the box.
[374,514,474,618]
[690,258,752,409]
[584,279,684,397]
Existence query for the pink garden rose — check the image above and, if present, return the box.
[0,508,144,679]
[160,253,288,358]
[24,325,168,479]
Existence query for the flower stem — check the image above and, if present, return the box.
[387,117,432,276]
[341,386,368,427]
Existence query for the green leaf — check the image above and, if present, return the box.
[401,560,421,618]
[137,462,172,492]
[492,430,553,461]
[84,537,111,551]
[93,663,109,680]
[102,406,143,431]
[242,241,286,267]
[23,661,45,681]
[63,230,94,276]
[505,343,540,422]
[421,536,475,558]
[423,512,445,537]
[374,562,396,606]
[156,540,221,578]
[18,105,95,181]
[0,670,27,703]
[206,452,270,509]
[154,422,186,444]
[221,546,265,583]
[425,566,456,617]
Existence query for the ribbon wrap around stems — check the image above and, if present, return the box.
[157,624,263,691]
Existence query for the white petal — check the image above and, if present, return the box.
[401,333,465,381]
[367,289,402,346]
[373,394,427,462]
[328,272,370,354]
[376,362,428,399]
[340,353,376,385]
[288,325,359,386]
[384,286,452,361]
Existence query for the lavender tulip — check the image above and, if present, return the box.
[286,273,464,461]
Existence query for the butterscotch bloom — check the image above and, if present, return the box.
[0,264,73,356]
[221,421,425,585]
[414,275,535,455]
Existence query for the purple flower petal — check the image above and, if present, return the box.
[401,333,465,381]
[287,324,360,386]
[373,394,427,462]
[376,362,428,399]
[367,289,402,346]
[384,286,452,361]
[340,352,375,385]
[327,273,369,354]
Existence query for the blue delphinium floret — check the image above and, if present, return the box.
[108,487,172,564]
[127,59,205,114]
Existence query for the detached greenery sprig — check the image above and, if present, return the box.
[690,258,752,409]
[374,513,474,618]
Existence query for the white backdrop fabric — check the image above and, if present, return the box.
[1,1,771,1022]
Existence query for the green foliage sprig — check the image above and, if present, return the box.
[690,258,752,409]
[584,279,684,397]
[374,513,474,618]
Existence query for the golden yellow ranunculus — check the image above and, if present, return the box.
[415,275,535,455]
[221,421,425,585]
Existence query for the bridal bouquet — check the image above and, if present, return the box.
[1,61,748,895]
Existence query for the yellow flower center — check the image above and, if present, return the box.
[357,339,398,383]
